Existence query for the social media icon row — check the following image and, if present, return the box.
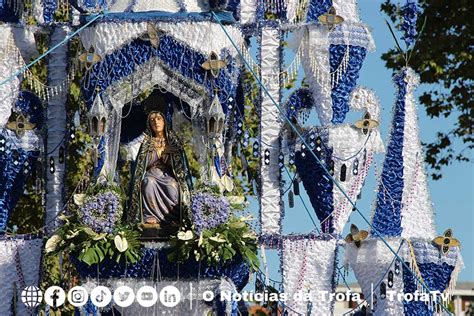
[21,285,181,308]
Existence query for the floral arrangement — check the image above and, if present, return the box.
[169,215,259,271]
[45,183,141,266]
[80,191,122,233]
[191,192,230,234]
[169,184,259,271]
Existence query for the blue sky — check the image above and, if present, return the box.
[250,0,472,285]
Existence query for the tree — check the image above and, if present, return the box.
[381,0,473,179]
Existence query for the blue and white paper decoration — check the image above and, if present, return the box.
[0,237,43,316]
[259,25,283,235]
[345,239,407,315]
[282,238,338,315]
[371,68,435,239]
[347,68,463,316]
[0,91,42,232]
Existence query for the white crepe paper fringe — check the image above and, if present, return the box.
[79,21,244,59]
[399,69,436,239]
[282,239,337,315]
[345,239,406,315]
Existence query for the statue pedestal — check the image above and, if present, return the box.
[139,223,178,241]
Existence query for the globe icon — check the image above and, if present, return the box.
[21,286,43,308]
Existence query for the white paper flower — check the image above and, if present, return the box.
[73,193,86,206]
[114,235,128,252]
[177,230,194,241]
[45,235,62,253]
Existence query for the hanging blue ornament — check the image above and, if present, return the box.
[278,153,284,169]
[59,146,65,164]
[264,149,270,165]
[253,141,259,158]
[288,190,294,208]
[308,133,315,149]
[380,282,386,299]
[293,177,300,195]
[394,260,401,275]
[340,164,347,182]
[388,271,394,288]
[214,154,222,177]
[49,157,55,174]
[12,151,20,166]
[289,152,295,165]
[352,158,359,175]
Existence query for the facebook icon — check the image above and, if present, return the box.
[44,286,66,308]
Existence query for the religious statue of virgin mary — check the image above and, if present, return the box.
[127,111,193,235]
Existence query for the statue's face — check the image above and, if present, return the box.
[149,113,165,135]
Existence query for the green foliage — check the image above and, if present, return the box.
[46,215,142,266]
[381,0,473,179]
[40,253,76,315]
[65,39,94,191]
[168,216,259,271]
[7,175,44,234]
[230,69,260,196]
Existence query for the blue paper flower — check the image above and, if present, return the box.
[191,192,230,234]
[401,0,422,47]
[80,191,122,233]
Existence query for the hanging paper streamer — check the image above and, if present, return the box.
[371,68,435,239]
[240,0,257,24]
[262,0,288,20]
[0,237,43,316]
[77,0,237,14]
[282,238,338,315]
[0,27,20,128]
[4,32,76,102]
[400,0,422,47]
[259,26,283,235]
[332,0,361,23]
[0,0,21,22]
[329,125,383,233]
[298,15,374,125]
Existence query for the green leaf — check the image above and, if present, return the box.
[94,245,105,262]
[81,248,99,266]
